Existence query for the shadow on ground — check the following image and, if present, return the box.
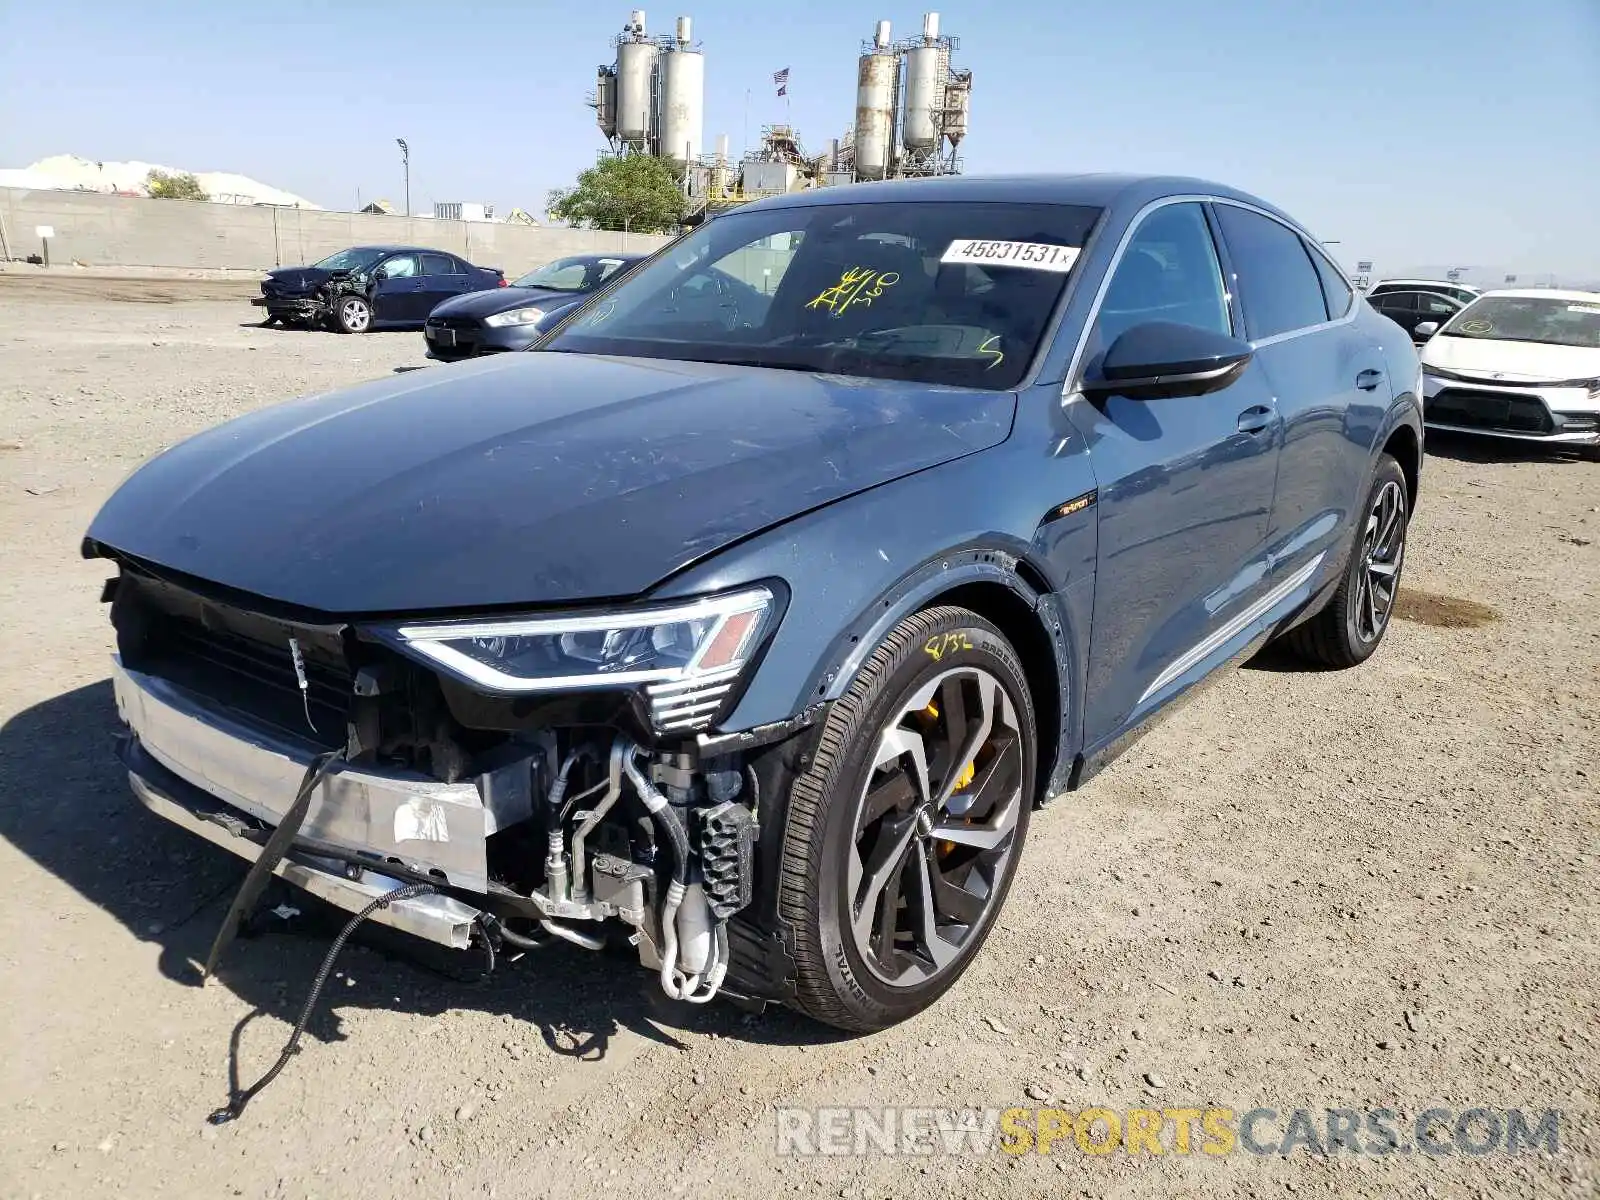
[0,681,849,1089]
[1423,430,1596,466]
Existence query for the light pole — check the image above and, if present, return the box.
[396,138,410,216]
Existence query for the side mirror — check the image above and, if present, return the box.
[1412,321,1440,340]
[1084,321,1254,399]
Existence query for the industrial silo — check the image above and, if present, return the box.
[594,66,618,141]
[902,13,943,153]
[659,16,704,164]
[854,20,898,181]
[615,11,659,151]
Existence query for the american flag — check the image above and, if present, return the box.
[774,66,789,96]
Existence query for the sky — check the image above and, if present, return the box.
[2,0,1597,283]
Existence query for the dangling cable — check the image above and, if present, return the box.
[206,881,436,1125]
[203,749,343,979]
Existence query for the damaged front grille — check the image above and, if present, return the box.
[107,563,499,778]
[112,567,352,749]
[162,618,353,743]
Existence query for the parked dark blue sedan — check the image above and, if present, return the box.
[423,253,646,360]
[87,174,1423,1035]
[253,245,506,333]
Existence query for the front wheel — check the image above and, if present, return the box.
[1283,454,1409,667]
[332,295,372,334]
[778,606,1036,1032]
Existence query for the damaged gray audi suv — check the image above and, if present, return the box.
[84,175,1423,1031]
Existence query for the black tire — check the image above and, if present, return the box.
[331,294,372,334]
[1283,454,1409,667]
[778,606,1036,1032]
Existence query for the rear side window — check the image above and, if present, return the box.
[1214,205,1329,339]
[1375,292,1419,313]
[422,253,464,275]
[1304,241,1354,319]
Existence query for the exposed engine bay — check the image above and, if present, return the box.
[255,267,372,327]
[101,555,806,1010]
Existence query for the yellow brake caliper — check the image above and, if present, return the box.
[922,700,973,855]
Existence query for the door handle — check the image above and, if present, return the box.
[1236,405,1273,434]
[1356,368,1385,391]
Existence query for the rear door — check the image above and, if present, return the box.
[419,253,471,315]
[1067,200,1283,744]
[371,253,423,324]
[1211,203,1385,599]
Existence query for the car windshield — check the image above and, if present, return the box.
[1440,296,1600,349]
[514,256,633,292]
[312,248,391,272]
[541,200,1103,389]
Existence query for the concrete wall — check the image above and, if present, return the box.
[0,188,671,274]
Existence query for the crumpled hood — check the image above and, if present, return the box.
[429,286,578,319]
[1422,334,1600,382]
[263,266,343,294]
[87,353,1015,614]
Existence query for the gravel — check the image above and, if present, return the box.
[0,277,1595,1199]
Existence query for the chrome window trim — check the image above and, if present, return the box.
[1061,193,1359,401]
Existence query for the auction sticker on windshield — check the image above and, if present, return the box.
[941,240,1081,272]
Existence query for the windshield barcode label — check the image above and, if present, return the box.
[941,240,1081,272]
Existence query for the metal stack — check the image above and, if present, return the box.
[591,10,705,165]
[842,12,972,182]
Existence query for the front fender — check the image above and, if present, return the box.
[653,435,1098,792]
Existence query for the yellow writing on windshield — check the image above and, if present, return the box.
[978,335,1004,370]
[807,267,899,317]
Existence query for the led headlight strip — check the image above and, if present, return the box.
[385,585,775,696]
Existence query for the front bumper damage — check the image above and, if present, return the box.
[115,660,490,948]
[110,619,817,1009]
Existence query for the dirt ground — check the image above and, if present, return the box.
[1,272,1595,1200]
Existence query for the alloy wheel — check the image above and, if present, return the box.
[341,298,370,332]
[847,666,1024,986]
[1356,479,1405,643]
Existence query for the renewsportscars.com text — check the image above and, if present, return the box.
[775,1105,1561,1158]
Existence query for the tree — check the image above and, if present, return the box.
[145,169,209,201]
[547,154,685,233]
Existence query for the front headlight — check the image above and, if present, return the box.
[378,586,778,730]
[484,306,547,329]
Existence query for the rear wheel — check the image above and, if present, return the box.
[1283,454,1408,667]
[779,606,1036,1032]
[332,295,372,334]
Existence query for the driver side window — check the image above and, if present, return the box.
[1087,203,1230,366]
[380,254,419,280]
